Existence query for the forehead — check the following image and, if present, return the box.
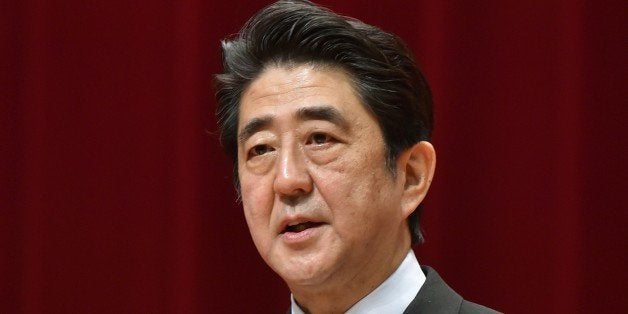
[238,65,369,126]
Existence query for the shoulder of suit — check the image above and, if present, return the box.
[460,299,501,313]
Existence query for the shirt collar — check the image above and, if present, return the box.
[291,249,425,313]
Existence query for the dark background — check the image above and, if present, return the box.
[2,0,626,313]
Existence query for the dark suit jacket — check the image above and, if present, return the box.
[403,266,499,314]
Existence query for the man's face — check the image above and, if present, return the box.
[237,65,410,289]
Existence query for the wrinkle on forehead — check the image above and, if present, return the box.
[242,64,357,104]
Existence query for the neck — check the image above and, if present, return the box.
[290,234,411,313]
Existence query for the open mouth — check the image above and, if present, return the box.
[282,221,324,234]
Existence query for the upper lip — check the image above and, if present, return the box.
[278,215,325,234]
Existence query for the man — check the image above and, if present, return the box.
[215,1,498,313]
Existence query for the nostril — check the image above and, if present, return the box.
[280,193,307,207]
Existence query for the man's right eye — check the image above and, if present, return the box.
[249,144,273,157]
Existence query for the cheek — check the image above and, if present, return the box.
[241,195,274,254]
[317,154,397,224]
[240,175,274,229]
[315,161,381,220]
[241,190,268,221]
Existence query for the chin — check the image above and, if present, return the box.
[282,271,329,287]
[275,257,335,287]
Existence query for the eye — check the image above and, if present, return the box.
[309,132,332,145]
[306,133,334,145]
[249,144,273,157]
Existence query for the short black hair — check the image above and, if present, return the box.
[215,0,433,244]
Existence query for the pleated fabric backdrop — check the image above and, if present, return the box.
[2,0,626,313]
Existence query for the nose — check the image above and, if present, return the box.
[273,144,313,198]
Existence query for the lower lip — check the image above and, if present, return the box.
[280,224,325,245]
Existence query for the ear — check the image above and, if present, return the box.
[397,141,436,219]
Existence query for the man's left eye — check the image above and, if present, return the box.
[309,133,331,145]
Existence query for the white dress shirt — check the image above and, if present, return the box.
[291,250,425,313]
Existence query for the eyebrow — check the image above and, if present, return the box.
[238,106,350,143]
[238,116,273,144]
[295,106,350,131]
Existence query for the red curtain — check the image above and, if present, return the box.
[2,0,626,313]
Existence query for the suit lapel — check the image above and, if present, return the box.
[403,266,463,314]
